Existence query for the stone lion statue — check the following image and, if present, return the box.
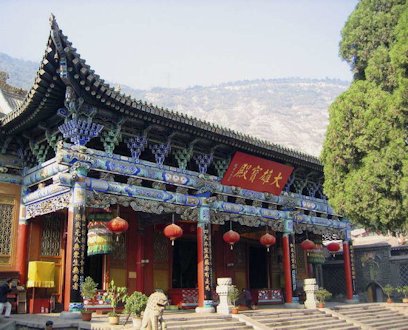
[140,291,169,330]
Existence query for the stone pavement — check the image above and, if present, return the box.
[0,303,407,330]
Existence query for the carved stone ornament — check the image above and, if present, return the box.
[26,192,71,219]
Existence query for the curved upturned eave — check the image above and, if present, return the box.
[1,18,322,170]
[0,34,66,134]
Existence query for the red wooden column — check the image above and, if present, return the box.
[16,188,29,283]
[282,233,293,304]
[16,222,29,282]
[135,225,144,292]
[196,206,214,312]
[343,240,353,300]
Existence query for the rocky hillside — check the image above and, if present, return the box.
[0,52,348,157]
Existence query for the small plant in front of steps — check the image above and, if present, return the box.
[315,288,332,308]
[397,285,408,303]
[383,284,394,303]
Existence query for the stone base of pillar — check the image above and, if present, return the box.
[216,277,232,315]
[195,306,215,313]
[60,311,81,319]
[304,278,318,309]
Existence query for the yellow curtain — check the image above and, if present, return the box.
[27,261,55,288]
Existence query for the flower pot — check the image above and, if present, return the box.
[132,316,142,328]
[387,298,393,303]
[81,311,92,321]
[231,307,239,314]
[108,316,120,325]
[317,302,325,308]
[403,298,408,303]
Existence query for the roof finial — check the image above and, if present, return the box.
[49,13,56,26]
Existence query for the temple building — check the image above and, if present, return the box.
[0,16,354,312]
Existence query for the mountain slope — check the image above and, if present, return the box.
[125,79,348,156]
[0,52,349,157]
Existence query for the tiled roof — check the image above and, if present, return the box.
[0,15,322,170]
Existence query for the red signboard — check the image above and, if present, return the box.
[221,151,293,195]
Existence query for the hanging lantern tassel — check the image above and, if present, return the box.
[223,230,240,250]
[164,223,183,246]
[107,216,129,242]
[260,233,276,252]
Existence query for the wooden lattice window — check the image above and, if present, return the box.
[40,216,63,256]
[153,232,168,263]
[110,234,126,267]
[400,264,408,286]
[0,201,14,256]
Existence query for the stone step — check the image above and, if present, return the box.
[164,318,251,330]
[250,310,324,318]
[353,313,407,323]
[375,320,408,330]
[167,325,253,330]
[258,314,330,324]
[265,316,347,329]
[268,319,353,330]
[249,310,321,318]
[335,307,387,315]
[346,311,401,320]
[251,312,326,322]
[360,317,408,328]
[311,325,361,330]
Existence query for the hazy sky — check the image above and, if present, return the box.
[1,0,358,89]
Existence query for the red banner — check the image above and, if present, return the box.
[221,151,293,195]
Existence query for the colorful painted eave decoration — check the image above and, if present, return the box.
[221,151,293,195]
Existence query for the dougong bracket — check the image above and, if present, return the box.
[59,118,104,146]
[126,134,147,163]
[195,153,213,174]
[150,142,171,167]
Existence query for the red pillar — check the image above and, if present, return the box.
[15,222,29,283]
[135,227,144,292]
[282,234,292,303]
[197,225,204,307]
[343,241,353,300]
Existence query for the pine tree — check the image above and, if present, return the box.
[322,0,408,232]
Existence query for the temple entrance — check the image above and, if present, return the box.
[84,254,104,289]
[249,245,268,288]
[367,282,384,302]
[172,239,197,288]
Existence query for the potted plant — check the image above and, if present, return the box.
[124,291,148,328]
[80,276,98,321]
[397,285,408,303]
[105,280,128,325]
[383,284,394,303]
[315,288,332,308]
[228,285,241,314]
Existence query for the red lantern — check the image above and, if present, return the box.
[301,239,316,251]
[260,233,276,252]
[107,216,129,241]
[223,230,240,250]
[327,242,340,255]
[164,223,183,246]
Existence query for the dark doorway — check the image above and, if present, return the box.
[172,240,197,288]
[84,254,103,289]
[249,246,268,288]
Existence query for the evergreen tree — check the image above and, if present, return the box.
[322,0,408,232]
